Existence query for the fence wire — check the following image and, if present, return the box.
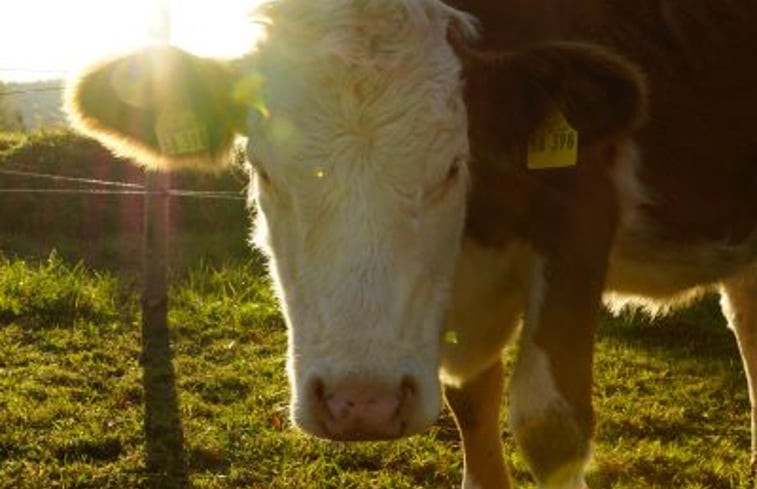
[0,166,247,201]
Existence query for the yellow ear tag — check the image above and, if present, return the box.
[527,110,578,169]
[155,109,210,156]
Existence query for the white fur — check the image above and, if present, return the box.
[509,343,588,489]
[462,477,482,489]
[510,262,590,489]
[508,259,569,430]
[721,268,757,463]
[440,239,537,386]
[608,142,651,233]
[244,0,477,436]
[509,343,570,434]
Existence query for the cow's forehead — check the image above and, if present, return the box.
[257,0,469,58]
[244,0,474,180]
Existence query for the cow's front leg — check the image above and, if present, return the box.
[510,337,592,489]
[445,360,511,489]
[509,256,605,489]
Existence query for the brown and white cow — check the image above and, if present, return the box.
[65,0,757,487]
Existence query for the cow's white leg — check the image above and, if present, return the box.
[509,254,604,489]
[509,339,590,489]
[721,266,757,479]
[445,361,511,489]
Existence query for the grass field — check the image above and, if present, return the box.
[0,252,752,489]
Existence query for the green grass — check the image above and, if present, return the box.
[0,254,752,488]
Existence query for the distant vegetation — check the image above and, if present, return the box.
[0,80,65,130]
[0,129,252,272]
[0,81,25,131]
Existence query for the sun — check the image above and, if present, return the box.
[0,0,267,82]
[170,0,268,59]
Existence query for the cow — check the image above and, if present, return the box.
[64,0,757,487]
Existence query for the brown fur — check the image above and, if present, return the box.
[451,0,757,245]
[442,1,757,486]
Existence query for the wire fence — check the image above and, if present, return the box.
[0,166,247,201]
[1,66,245,201]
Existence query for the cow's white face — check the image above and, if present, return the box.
[244,0,474,439]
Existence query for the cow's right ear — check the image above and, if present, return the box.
[459,41,647,151]
[65,45,255,172]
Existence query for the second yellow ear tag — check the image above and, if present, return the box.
[155,109,210,156]
[527,110,578,170]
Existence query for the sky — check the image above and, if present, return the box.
[0,0,267,83]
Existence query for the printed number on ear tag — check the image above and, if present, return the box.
[155,110,210,156]
[527,110,578,169]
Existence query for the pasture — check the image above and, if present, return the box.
[0,131,752,488]
[0,254,752,489]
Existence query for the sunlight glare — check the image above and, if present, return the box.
[0,0,268,82]
[170,0,267,59]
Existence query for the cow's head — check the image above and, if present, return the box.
[66,0,644,441]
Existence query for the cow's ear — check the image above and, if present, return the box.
[462,42,647,148]
[65,45,253,172]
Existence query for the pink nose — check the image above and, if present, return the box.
[312,379,414,440]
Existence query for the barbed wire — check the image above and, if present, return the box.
[0,166,246,201]
[0,188,149,196]
[1,67,246,201]
[0,168,144,189]
[0,188,245,200]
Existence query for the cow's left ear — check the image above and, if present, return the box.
[66,45,254,172]
[460,41,647,148]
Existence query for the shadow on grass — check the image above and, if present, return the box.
[595,295,752,488]
[599,295,740,361]
[141,294,190,489]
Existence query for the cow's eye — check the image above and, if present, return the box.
[426,156,465,203]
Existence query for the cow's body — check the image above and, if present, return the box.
[65,1,757,487]
[455,0,757,284]
[441,2,757,487]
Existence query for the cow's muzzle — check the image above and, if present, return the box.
[307,376,418,441]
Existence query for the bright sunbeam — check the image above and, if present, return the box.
[170,0,267,59]
[0,0,267,82]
